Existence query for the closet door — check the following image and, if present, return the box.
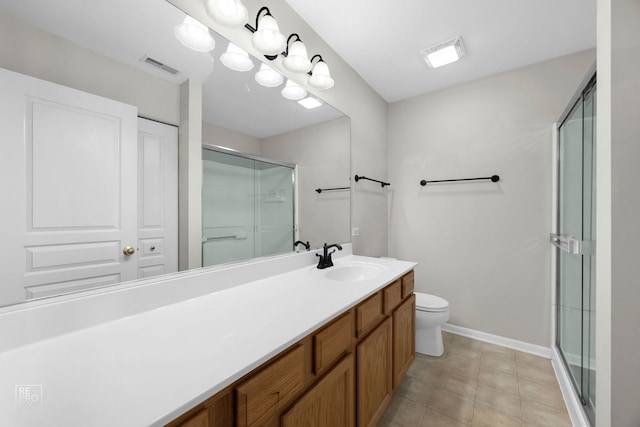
[0,67,138,304]
[137,118,179,278]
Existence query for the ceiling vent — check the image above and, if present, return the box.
[140,55,180,76]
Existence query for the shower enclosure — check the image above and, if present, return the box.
[202,146,295,267]
[552,70,596,424]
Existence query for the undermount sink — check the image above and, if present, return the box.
[325,262,387,282]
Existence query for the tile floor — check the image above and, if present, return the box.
[379,332,573,427]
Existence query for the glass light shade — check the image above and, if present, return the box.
[421,36,466,68]
[220,42,254,72]
[283,40,312,73]
[255,63,284,87]
[281,79,307,100]
[424,46,459,68]
[308,61,334,90]
[204,0,248,26]
[174,16,216,52]
[251,14,286,55]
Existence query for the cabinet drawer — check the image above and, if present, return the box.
[314,311,353,375]
[235,345,305,427]
[356,292,384,338]
[401,271,415,298]
[176,408,208,427]
[383,280,402,315]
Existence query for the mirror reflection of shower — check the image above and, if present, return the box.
[202,146,295,266]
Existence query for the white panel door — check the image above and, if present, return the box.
[0,67,138,305]
[137,118,178,279]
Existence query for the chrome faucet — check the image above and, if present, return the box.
[294,240,310,251]
[316,243,343,269]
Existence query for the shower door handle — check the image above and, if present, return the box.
[550,233,583,255]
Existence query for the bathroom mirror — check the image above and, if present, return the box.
[0,0,350,308]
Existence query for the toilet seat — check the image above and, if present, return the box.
[415,292,449,313]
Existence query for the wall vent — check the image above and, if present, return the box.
[140,55,180,76]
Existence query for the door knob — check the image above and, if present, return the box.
[123,246,136,256]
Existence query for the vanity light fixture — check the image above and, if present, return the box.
[281,79,307,100]
[245,7,286,57]
[421,36,466,68]
[308,55,334,90]
[204,0,248,27]
[297,97,322,109]
[220,42,254,71]
[282,34,312,73]
[174,15,216,52]
[255,63,284,87]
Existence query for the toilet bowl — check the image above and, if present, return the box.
[415,292,450,357]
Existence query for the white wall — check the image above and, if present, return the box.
[261,117,351,248]
[202,121,261,156]
[0,8,179,125]
[597,0,640,425]
[388,50,595,346]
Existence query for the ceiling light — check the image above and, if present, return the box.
[204,0,248,27]
[283,34,312,73]
[308,55,334,90]
[220,42,254,71]
[281,79,307,100]
[297,97,322,109]
[174,15,216,52]
[421,36,466,68]
[245,7,286,56]
[255,63,284,87]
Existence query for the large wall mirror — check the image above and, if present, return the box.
[0,0,351,308]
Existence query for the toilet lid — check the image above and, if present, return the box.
[415,292,449,311]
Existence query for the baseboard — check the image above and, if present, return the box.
[551,347,591,427]
[441,323,551,358]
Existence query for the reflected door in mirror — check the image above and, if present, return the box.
[0,68,178,306]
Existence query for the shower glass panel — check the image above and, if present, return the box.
[202,148,295,267]
[555,73,596,424]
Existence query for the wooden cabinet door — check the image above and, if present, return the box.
[393,294,416,389]
[281,355,354,427]
[356,317,392,427]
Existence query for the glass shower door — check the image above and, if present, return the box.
[554,75,596,424]
[202,148,295,267]
[254,162,295,258]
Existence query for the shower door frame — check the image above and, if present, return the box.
[553,66,596,426]
[201,144,297,265]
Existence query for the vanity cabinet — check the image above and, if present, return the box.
[167,270,415,427]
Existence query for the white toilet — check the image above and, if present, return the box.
[415,292,450,357]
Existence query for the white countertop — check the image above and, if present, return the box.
[0,253,415,427]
